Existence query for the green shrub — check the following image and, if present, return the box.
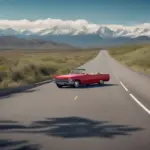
[0,49,99,88]
[12,70,25,81]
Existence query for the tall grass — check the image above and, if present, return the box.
[0,49,99,88]
[108,44,150,74]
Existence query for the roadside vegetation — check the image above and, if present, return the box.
[108,44,150,74]
[0,49,99,88]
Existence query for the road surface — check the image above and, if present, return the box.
[0,50,150,150]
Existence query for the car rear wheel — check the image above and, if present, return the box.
[73,80,80,88]
[99,80,104,85]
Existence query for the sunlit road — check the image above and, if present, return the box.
[0,50,150,150]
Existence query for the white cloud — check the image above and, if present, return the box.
[0,18,150,37]
[0,18,147,30]
[0,18,93,30]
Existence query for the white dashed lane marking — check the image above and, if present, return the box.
[129,94,150,115]
[119,81,150,115]
[120,81,129,92]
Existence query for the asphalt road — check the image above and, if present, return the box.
[0,50,150,150]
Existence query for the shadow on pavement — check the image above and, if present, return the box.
[0,88,40,100]
[0,139,40,150]
[0,80,52,99]
[62,83,118,89]
[0,117,143,139]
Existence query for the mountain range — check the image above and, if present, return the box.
[0,22,150,47]
[0,36,75,50]
[1,22,150,37]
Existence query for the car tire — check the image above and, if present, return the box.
[73,80,80,88]
[56,84,63,88]
[99,80,104,85]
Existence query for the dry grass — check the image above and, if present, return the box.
[108,44,150,74]
[0,49,99,88]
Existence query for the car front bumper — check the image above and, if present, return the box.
[53,79,74,86]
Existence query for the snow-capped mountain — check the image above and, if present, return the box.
[0,19,150,37]
[1,26,150,38]
[0,19,150,47]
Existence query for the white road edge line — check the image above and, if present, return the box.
[129,94,150,115]
[120,81,128,92]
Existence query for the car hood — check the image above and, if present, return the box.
[54,74,84,79]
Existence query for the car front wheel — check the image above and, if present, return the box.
[73,80,80,88]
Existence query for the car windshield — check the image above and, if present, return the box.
[70,69,87,74]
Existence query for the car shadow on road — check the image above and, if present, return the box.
[63,83,118,89]
[0,117,143,139]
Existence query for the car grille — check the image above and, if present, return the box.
[55,79,69,82]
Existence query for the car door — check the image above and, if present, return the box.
[90,74,102,83]
[80,74,92,84]
[85,74,95,84]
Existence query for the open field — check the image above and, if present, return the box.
[108,44,150,75]
[0,48,99,89]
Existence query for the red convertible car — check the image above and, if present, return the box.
[53,68,110,88]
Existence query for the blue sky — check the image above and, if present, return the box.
[0,0,149,25]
